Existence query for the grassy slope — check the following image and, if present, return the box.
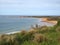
[22,26,60,45]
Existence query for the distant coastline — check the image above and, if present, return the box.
[41,18,57,24]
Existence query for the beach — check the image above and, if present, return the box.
[5,31,20,34]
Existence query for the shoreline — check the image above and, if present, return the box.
[1,18,57,35]
[5,31,20,35]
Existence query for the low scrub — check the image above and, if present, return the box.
[33,34,48,43]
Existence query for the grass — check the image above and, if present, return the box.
[0,20,60,45]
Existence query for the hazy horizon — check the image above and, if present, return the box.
[0,0,60,15]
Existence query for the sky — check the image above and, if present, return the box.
[0,0,60,16]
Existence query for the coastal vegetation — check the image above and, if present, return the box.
[0,18,60,45]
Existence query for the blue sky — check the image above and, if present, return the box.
[0,0,60,16]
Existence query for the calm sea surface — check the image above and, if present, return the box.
[0,16,55,34]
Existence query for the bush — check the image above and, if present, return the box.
[56,26,60,32]
[20,30,27,35]
[38,26,50,33]
[33,34,48,43]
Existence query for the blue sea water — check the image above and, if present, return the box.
[0,16,54,34]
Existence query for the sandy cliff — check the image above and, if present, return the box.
[41,18,57,24]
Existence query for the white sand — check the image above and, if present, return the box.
[6,31,20,35]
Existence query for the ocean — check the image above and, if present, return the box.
[0,16,55,34]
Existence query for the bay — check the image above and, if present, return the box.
[0,16,54,34]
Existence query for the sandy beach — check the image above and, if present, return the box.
[5,31,20,35]
[41,18,57,24]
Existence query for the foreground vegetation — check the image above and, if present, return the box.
[0,20,60,45]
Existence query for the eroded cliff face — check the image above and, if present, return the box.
[41,18,57,24]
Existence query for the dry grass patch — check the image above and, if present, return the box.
[56,26,60,32]
[20,30,27,35]
[33,34,48,43]
[28,29,38,34]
